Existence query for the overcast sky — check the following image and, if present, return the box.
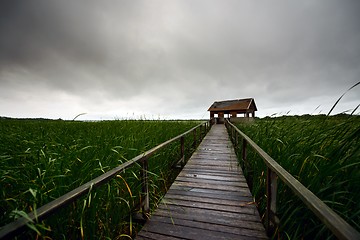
[0,0,359,120]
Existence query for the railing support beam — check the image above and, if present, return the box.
[242,139,247,163]
[266,167,278,235]
[193,129,197,149]
[140,157,150,219]
[180,136,185,166]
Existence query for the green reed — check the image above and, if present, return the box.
[0,119,203,239]
[235,114,360,239]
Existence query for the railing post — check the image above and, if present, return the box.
[235,130,238,148]
[242,139,253,191]
[232,127,235,142]
[242,139,247,166]
[266,167,278,235]
[180,136,185,166]
[193,128,197,149]
[140,157,150,219]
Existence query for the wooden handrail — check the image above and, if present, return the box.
[225,119,360,240]
[0,121,210,239]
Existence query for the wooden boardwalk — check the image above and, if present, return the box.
[136,124,267,240]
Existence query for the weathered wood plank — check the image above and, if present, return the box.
[188,160,237,165]
[138,221,264,240]
[147,215,268,239]
[152,211,265,234]
[164,193,253,207]
[171,180,249,190]
[169,185,253,197]
[166,188,252,201]
[136,124,267,239]
[176,176,247,184]
[180,168,245,177]
[136,231,183,240]
[185,159,238,164]
[178,173,246,181]
[160,198,258,215]
[155,204,263,224]
[183,165,241,172]
[178,173,244,181]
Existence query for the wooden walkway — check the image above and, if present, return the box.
[136,124,267,240]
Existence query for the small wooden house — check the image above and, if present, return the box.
[208,98,257,123]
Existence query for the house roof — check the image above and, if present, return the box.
[208,98,257,112]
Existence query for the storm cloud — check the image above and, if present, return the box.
[0,0,359,119]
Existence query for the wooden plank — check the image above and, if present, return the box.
[192,152,235,156]
[180,168,245,177]
[136,124,267,239]
[185,161,238,166]
[136,231,183,240]
[169,185,253,197]
[166,188,252,202]
[138,221,264,240]
[171,180,249,190]
[148,215,268,239]
[155,204,263,224]
[185,159,238,164]
[182,167,243,174]
[160,198,258,215]
[176,174,247,183]
[178,173,246,181]
[152,210,265,234]
[183,164,240,171]
[175,176,247,184]
[164,193,253,207]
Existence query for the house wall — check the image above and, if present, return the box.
[210,110,256,124]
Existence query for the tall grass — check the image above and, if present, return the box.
[235,114,360,239]
[0,119,203,239]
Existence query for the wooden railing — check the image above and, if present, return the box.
[0,121,211,239]
[225,119,360,240]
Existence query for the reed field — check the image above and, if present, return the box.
[0,119,203,239]
[235,114,360,239]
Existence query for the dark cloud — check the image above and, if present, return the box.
[0,0,359,119]
[0,1,103,66]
